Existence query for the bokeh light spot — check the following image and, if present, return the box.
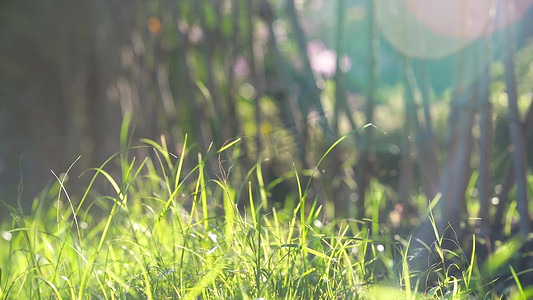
[147,17,161,34]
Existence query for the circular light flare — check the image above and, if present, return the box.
[406,0,494,40]
[376,0,533,59]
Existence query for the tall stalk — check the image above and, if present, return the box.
[357,0,378,220]
[503,2,531,235]
[415,60,440,199]
[327,0,360,218]
[333,0,357,135]
[258,0,304,162]
[477,37,493,237]
[493,98,533,231]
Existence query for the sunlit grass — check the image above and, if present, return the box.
[0,129,531,299]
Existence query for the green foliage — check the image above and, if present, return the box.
[1,132,531,299]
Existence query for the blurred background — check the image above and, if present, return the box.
[1,0,532,241]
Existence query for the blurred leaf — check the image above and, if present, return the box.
[481,235,525,276]
[203,2,217,30]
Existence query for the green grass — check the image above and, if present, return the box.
[0,131,531,299]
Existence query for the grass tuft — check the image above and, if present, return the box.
[1,131,531,299]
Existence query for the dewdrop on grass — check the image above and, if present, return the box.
[208,231,218,243]
[2,231,12,241]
